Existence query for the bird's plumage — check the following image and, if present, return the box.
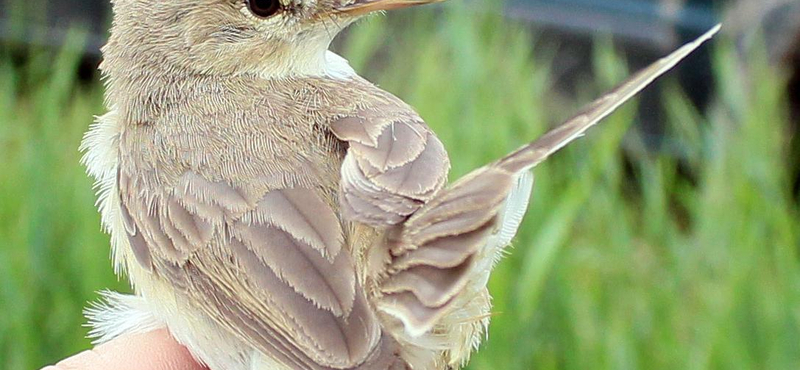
[333,114,449,226]
[110,74,433,369]
[82,1,719,368]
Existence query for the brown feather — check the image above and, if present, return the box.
[96,5,718,365]
[497,24,722,173]
[331,110,450,228]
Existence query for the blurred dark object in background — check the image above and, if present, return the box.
[3,0,794,128]
[2,0,796,98]
[1,0,798,190]
[0,0,109,80]
[725,0,800,122]
[723,0,800,196]
[0,0,109,52]
[2,0,797,73]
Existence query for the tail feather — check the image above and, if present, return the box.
[376,25,721,338]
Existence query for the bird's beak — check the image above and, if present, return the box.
[335,0,446,16]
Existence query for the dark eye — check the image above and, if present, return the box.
[247,0,282,18]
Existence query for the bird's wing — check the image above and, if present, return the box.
[498,24,721,173]
[117,169,393,370]
[330,109,451,227]
[375,25,721,336]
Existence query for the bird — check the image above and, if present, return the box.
[79,0,720,368]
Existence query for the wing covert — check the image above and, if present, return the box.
[117,169,385,369]
[331,112,450,227]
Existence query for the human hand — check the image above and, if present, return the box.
[41,329,207,370]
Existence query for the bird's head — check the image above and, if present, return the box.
[104,0,442,78]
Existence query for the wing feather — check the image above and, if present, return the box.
[374,25,720,337]
[498,24,721,173]
[251,189,344,260]
[332,112,450,227]
[118,169,382,369]
[349,121,427,170]
[232,220,355,316]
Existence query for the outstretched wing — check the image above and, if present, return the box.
[117,169,388,370]
[498,24,721,173]
[375,25,721,336]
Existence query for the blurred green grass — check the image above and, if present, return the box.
[2,8,799,370]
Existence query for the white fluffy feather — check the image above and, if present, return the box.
[85,291,165,344]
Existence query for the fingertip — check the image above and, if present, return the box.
[43,348,105,370]
[41,329,207,370]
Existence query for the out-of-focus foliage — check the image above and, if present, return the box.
[1,8,798,370]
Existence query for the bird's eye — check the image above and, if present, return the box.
[247,0,282,18]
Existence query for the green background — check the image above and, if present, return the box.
[1,8,799,370]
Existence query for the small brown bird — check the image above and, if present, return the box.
[80,0,719,368]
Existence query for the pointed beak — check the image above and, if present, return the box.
[335,0,446,16]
